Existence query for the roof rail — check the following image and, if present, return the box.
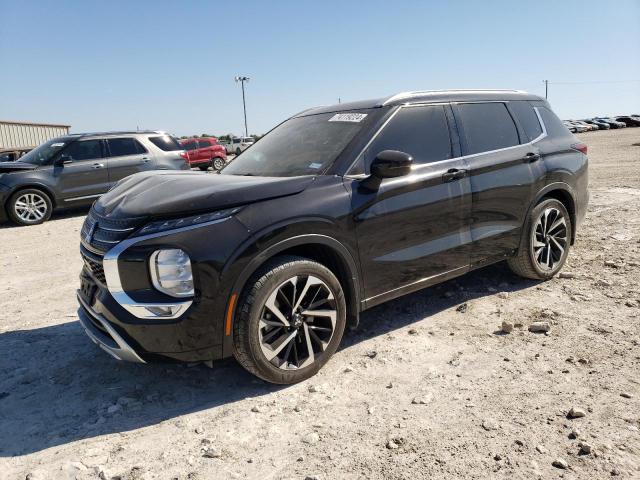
[381,89,529,106]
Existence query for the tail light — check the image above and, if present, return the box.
[571,142,587,155]
[180,151,189,160]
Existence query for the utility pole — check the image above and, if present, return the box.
[234,76,250,137]
[543,79,549,99]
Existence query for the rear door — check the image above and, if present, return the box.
[196,139,212,162]
[105,137,154,184]
[452,101,545,265]
[352,104,472,306]
[53,139,109,201]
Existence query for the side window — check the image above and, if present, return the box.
[63,140,102,161]
[183,142,197,151]
[197,140,210,149]
[457,103,519,154]
[538,107,573,138]
[353,105,452,174]
[509,101,543,142]
[233,139,241,144]
[107,138,146,157]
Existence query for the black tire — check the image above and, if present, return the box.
[507,198,572,280]
[233,255,347,384]
[235,147,241,156]
[198,161,211,171]
[7,188,53,226]
[212,157,225,171]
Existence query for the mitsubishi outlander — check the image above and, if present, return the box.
[77,90,588,384]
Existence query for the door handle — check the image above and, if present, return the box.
[442,168,467,182]
[91,163,105,169]
[141,157,151,163]
[522,152,541,162]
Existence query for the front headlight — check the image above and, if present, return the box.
[150,249,194,298]
[137,207,241,236]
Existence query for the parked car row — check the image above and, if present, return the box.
[563,115,640,133]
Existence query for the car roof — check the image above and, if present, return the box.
[294,89,545,117]
[67,130,169,139]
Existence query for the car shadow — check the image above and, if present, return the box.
[0,262,536,457]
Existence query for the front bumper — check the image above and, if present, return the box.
[77,291,145,363]
[76,214,251,363]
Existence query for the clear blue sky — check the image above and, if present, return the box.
[1,0,638,137]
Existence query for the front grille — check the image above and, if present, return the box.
[80,207,145,254]
[82,252,106,284]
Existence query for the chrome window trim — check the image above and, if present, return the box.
[102,216,231,320]
[64,193,102,202]
[344,105,547,177]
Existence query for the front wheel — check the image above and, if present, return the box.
[8,188,53,226]
[507,198,572,280]
[212,157,225,170]
[235,147,241,156]
[233,256,346,384]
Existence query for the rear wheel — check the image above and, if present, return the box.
[212,157,225,170]
[233,256,346,384]
[235,147,242,156]
[8,188,53,226]
[507,198,572,280]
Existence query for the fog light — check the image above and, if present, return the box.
[150,249,194,298]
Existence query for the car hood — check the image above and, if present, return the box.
[93,170,316,220]
[0,161,37,173]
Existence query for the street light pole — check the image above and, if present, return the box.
[543,79,549,99]
[235,76,250,137]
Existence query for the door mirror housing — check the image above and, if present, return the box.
[370,150,413,179]
[55,154,73,166]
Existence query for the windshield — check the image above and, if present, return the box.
[222,111,372,177]
[17,137,72,166]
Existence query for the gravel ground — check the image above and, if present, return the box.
[1,128,639,480]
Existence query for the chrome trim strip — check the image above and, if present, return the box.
[77,292,145,363]
[102,216,231,320]
[64,194,102,202]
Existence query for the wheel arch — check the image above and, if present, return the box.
[223,234,362,355]
[528,182,577,244]
[5,183,57,212]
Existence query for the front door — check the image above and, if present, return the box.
[53,139,109,202]
[106,137,154,184]
[351,104,472,307]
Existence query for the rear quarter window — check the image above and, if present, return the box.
[508,101,543,142]
[456,103,519,155]
[148,135,183,151]
[538,107,573,138]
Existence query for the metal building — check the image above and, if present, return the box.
[0,120,71,158]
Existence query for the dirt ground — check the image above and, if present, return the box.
[1,128,639,480]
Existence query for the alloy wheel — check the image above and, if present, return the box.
[14,192,48,223]
[258,275,337,370]
[213,158,225,170]
[531,207,568,271]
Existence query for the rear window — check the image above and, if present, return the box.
[538,107,573,137]
[509,101,543,142]
[457,103,519,155]
[148,135,182,151]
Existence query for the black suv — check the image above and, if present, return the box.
[77,90,588,384]
[0,131,189,226]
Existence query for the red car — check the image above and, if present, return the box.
[180,137,227,171]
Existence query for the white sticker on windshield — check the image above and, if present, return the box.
[329,113,368,123]
[51,143,65,147]
[308,162,322,169]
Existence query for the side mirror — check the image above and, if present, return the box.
[55,154,73,166]
[370,150,413,178]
